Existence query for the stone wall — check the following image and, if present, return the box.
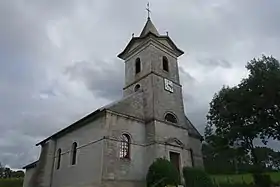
[123,39,180,89]
[102,112,146,181]
[23,167,36,187]
[123,43,186,129]
[188,137,204,168]
[153,121,192,167]
[51,116,106,187]
[27,139,56,187]
[152,73,186,126]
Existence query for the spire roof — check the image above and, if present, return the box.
[118,17,184,60]
[139,18,159,37]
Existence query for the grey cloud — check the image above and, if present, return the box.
[0,130,40,168]
[160,0,280,66]
[224,1,280,38]
[0,1,96,168]
[197,57,231,69]
[179,67,196,83]
[179,67,196,102]
[65,60,124,101]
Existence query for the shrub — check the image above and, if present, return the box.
[146,158,180,187]
[253,173,272,187]
[183,167,214,187]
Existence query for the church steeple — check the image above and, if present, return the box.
[139,18,159,37]
[117,11,188,129]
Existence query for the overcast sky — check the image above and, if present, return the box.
[1,0,280,169]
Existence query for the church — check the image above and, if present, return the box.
[23,16,203,187]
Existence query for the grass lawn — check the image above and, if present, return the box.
[212,172,280,184]
[0,178,23,187]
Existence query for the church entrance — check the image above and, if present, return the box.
[169,151,180,172]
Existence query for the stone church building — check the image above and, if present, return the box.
[23,17,203,187]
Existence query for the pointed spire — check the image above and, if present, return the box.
[139,18,160,37]
[139,2,159,37]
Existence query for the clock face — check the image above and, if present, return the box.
[164,78,174,93]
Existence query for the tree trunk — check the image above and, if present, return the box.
[249,141,262,173]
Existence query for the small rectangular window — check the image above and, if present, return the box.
[190,149,195,167]
[56,149,61,170]
[71,142,78,165]
[135,58,141,74]
[163,56,169,72]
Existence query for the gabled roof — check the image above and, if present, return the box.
[106,91,145,120]
[22,160,38,169]
[140,18,159,37]
[185,115,204,141]
[36,91,145,146]
[36,109,105,146]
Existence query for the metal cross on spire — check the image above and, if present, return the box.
[146,2,151,19]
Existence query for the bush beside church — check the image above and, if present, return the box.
[146,158,180,187]
[145,158,275,187]
[146,158,214,187]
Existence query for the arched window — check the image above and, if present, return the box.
[163,56,169,72]
[190,148,195,167]
[71,142,77,165]
[135,58,141,74]
[134,84,140,92]
[56,148,62,170]
[165,113,178,123]
[120,134,130,159]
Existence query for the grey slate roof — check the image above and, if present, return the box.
[105,91,145,120]
[23,160,38,169]
[118,18,184,60]
[184,116,203,140]
[117,33,184,60]
[36,91,144,146]
[140,18,159,37]
[36,108,105,146]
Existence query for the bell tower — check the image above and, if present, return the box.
[118,17,187,127]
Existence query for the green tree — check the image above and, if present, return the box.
[0,162,3,178]
[207,55,280,172]
[202,143,233,174]
[202,142,252,174]
[0,162,25,179]
[254,147,273,170]
[244,56,280,141]
[146,158,180,187]
[3,167,12,178]
[11,170,24,178]
[271,151,280,170]
[257,147,280,170]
